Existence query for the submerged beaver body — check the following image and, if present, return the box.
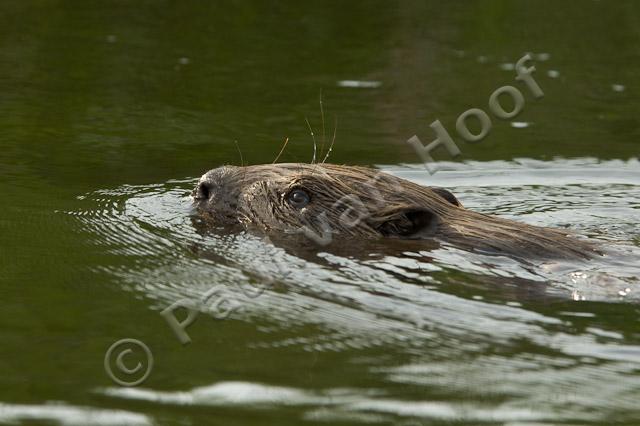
[192,163,597,260]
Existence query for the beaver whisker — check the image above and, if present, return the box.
[272,137,289,164]
[233,140,245,167]
[304,117,317,164]
[321,115,338,164]
[319,89,326,159]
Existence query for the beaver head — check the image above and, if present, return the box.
[192,163,597,260]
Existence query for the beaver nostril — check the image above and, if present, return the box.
[194,181,213,201]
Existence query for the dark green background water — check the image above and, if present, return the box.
[1,1,639,425]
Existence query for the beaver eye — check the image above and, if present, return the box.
[287,188,310,208]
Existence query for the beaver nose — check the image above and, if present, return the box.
[194,180,214,201]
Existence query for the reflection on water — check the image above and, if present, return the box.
[0,403,151,426]
[65,159,640,425]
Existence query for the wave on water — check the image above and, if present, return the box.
[63,158,640,425]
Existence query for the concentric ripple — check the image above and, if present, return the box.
[69,158,640,425]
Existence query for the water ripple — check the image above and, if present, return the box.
[68,158,640,425]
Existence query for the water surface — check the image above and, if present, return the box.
[1,1,639,425]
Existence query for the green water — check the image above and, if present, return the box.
[1,1,639,425]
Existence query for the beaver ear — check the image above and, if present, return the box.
[369,207,438,238]
[431,187,462,207]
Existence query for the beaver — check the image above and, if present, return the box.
[192,163,598,260]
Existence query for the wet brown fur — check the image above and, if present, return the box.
[193,163,598,260]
